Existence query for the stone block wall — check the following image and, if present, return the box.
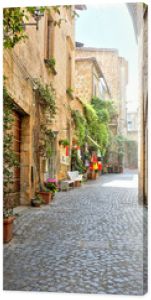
[75,60,93,103]
[4,6,75,205]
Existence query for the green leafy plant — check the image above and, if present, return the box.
[3,82,20,217]
[31,194,43,206]
[59,139,70,147]
[45,182,58,193]
[66,87,74,99]
[40,185,51,192]
[34,80,56,158]
[44,58,57,75]
[92,97,117,121]
[71,110,86,146]
[71,148,85,173]
[35,80,56,117]
[3,6,78,49]
[3,208,14,219]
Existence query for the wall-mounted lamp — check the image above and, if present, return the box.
[23,8,44,30]
[52,131,59,138]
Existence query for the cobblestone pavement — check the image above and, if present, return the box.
[3,171,148,295]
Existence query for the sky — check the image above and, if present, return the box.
[75,3,138,112]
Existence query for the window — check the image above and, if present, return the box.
[45,17,54,59]
[66,52,72,89]
[66,36,74,91]
[127,121,132,131]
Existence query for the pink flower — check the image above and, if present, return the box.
[47,178,57,183]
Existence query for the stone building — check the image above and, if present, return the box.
[76,47,128,134]
[75,56,111,103]
[3,6,76,205]
[124,110,138,168]
[75,46,128,166]
[127,3,148,206]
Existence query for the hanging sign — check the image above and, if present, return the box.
[60,146,70,165]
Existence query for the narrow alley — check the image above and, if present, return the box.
[3,170,147,295]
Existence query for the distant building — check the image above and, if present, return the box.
[75,46,128,135]
[124,109,138,169]
[75,56,111,102]
[127,111,138,135]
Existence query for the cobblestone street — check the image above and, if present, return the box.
[3,171,147,295]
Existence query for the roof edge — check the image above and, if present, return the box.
[76,47,119,54]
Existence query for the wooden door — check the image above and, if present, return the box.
[12,111,21,206]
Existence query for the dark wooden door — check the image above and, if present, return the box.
[12,111,21,206]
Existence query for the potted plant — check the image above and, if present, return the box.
[37,186,52,204]
[3,207,16,243]
[31,195,43,207]
[45,182,58,199]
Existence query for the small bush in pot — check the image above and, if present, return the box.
[37,186,52,204]
[31,195,43,207]
[3,208,16,243]
[45,182,58,198]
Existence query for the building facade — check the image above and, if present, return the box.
[4,6,75,205]
[127,3,148,205]
[75,46,129,166]
[75,47,128,135]
[75,56,110,103]
[124,110,138,169]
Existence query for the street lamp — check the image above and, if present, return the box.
[23,7,44,30]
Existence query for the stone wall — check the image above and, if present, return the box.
[132,3,148,205]
[75,60,93,102]
[75,58,101,103]
[4,6,75,204]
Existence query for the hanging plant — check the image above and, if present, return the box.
[66,87,74,99]
[71,110,86,146]
[59,139,70,147]
[44,58,57,75]
[3,6,78,49]
[39,125,55,158]
[34,79,56,119]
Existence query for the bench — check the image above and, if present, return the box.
[60,171,83,191]
[67,171,83,186]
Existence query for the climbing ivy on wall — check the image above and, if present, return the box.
[91,97,117,122]
[33,79,57,160]
[3,82,19,211]
[71,110,86,146]
[83,102,109,153]
[3,6,78,49]
[71,101,110,154]
[35,80,56,118]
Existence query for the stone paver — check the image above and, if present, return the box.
[3,171,147,295]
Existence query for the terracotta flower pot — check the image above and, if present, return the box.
[75,181,81,187]
[32,202,41,207]
[3,216,15,243]
[88,172,97,180]
[37,192,52,204]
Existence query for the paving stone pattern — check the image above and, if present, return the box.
[3,172,147,295]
